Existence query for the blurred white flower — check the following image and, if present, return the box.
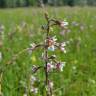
[60,21,68,28]
[23,94,27,96]
[0,24,5,33]
[61,42,66,47]
[71,21,79,26]
[80,25,85,31]
[30,76,37,85]
[72,66,77,70]
[59,42,67,53]
[48,80,54,89]
[30,87,38,94]
[0,52,2,62]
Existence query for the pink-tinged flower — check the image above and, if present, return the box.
[60,21,68,28]
[56,62,66,71]
[48,36,57,46]
[47,36,57,51]
[60,47,66,53]
[47,62,54,72]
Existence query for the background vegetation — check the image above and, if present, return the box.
[0,7,96,96]
[0,0,96,8]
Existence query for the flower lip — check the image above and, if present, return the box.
[56,62,66,71]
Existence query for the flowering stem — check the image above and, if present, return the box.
[44,13,53,96]
[45,22,49,96]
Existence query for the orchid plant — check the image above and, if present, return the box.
[0,12,69,96]
[23,13,69,96]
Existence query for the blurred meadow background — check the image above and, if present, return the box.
[0,0,96,96]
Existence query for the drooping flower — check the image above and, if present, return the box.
[48,36,57,46]
[48,36,57,51]
[48,45,55,51]
[56,62,66,71]
[47,62,54,72]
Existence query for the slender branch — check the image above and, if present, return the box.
[6,44,43,65]
[0,44,43,76]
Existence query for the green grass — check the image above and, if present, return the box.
[0,7,96,96]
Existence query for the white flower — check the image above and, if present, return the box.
[48,45,55,51]
[30,87,38,94]
[60,62,66,71]
[61,42,66,47]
